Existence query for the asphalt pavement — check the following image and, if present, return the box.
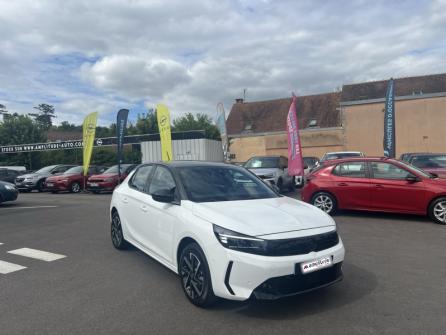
[0,191,445,335]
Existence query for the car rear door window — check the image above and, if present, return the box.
[371,162,411,180]
[332,162,367,178]
[148,166,176,195]
[130,165,153,192]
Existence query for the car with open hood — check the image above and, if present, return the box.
[110,161,345,307]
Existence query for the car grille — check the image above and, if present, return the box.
[16,177,24,182]
[265,230,339,256]
[252,262,343,299]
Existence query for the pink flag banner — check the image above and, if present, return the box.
[286,95,304,176]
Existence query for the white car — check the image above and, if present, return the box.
[110,161,345,307]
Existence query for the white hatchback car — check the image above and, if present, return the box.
[110,161,345,307]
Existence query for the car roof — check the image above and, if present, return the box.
[321,156,399,166]
[324,151,363,155]
[154,160,234,168]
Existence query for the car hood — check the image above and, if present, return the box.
[248,168,278,176]
[89,173,118,179]
[422,168,446,178]
[19,173,46,179]
[191,196,335,237]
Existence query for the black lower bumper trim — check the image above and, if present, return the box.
[224,261,235,295]
[252,262,343,300]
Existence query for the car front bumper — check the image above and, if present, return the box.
[15,180,38,190]
[1,188,19,202]
[86,181,116,192]
[45,181,69,191]
[206,236,345,301]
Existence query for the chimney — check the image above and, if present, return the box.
[235,98,244,104]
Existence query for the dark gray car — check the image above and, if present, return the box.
[0,181,19,204]
[15,165,76,192]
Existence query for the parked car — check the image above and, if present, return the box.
[399,152,429,163]
[110,161,345,307]
[45,165,108,193]
[0,181,19,204]
[0,169,21,183]
[320,151,365,163]
[406,153,446,178]
[87,164,137,193]
[15,165,76,192]
[302,157,446,224]
[244,156,295,191]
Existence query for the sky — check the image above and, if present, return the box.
[0,0,445,126]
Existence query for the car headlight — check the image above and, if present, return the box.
[213,225,267,255]
[4,184,16,191]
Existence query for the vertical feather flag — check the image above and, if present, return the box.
[116,109,129,180]
[286,95,304,176]
[156,104,173,162]
[82,112,98,176]
[383,78,396,158]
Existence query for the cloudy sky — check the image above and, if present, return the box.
[0,0,445,125]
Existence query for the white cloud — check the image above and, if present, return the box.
[0,0,445,124]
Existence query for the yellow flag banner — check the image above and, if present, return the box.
[82,112,98,176]
[156,104,173,162]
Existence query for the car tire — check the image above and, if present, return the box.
[179,242,217,308]
[428,197,446,225]
[311,192,337,215]
[51,191,58,194]
[37,180,45,192]
[288,178,296,192]
[111,211,129,250]
[70,182,81,193]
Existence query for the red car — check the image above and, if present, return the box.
[45,165,107,193]
[86,164,137,193]
[407,153,446,179]
[301,157,446,224]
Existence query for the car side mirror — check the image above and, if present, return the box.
[406,175,420,183]
[152,188,176,204]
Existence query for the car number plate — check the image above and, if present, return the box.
[90,183,98,187]
[46,183,54,187]
[299,256,332,274]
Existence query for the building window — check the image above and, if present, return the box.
[307,119,318,128]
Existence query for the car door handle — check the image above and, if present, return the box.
[140,205,148,212]
[375,184,384,188]
[122,197,129,204]
[338,183,348,186]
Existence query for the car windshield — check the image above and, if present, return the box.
[244,157,279,169]
[178,166,278,203]
[410,155,446,169]
[397,161,432,178]
[64,166,82,174]
[323,153,362,161]
[35,165,57,174]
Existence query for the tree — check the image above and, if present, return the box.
[0,104,9,120]
[172,113,220,140]
[29,103,56,130]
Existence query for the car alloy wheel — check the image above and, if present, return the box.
[111,211,128,249]
[312,192,336,214]
[179,243,216,307]
[430,198,446,225]
[71,182,81,193]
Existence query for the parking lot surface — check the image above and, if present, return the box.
[1,192,445,335]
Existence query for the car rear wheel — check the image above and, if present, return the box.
[179,243,217,308]
[70,182,81,193]
[429,197,446,225]
[111,211,129,249]
[311,192,337,215]
[37,180,45,192]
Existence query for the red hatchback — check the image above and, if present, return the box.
[302,157,446,224]
[86,164,137,193]
[45,165,107,193]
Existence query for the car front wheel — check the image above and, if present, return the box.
[70,182,81,193]
[179,243,216,307]
[311,192,337,215]
[429,197,446,225]
[111,211,129,249]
